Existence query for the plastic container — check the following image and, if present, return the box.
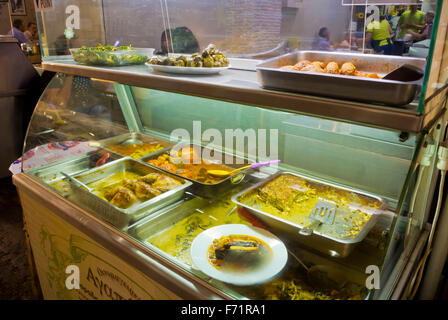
[70,47,154,66]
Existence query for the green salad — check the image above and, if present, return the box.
[71,44,148,66]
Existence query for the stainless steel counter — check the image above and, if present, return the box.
[42,59,446,133]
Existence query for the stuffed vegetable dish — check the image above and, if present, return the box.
[147,44,230,68]
[280,60,381,79]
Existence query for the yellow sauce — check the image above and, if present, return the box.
[147,147,236,184]
[108,142,164,159]
[148,199,250,266]
[238,174,375,240]
[87,171,142,201]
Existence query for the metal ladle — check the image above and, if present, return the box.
[288,250,348,290]
[207,160,281,177]
[121,138,143,147]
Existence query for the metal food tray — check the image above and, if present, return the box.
[128,195,372,298]
[231,171,387,258]
[141,143,251,198]
[129,196,208,241]
[68,157,192,229]
[27,150,123,194]
[256,51,426,107]
[97,132,173,160]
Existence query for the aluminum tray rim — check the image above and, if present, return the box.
[256,51,426,85]
[95,132,174,160]
[71,157,193,215]
[231,171,387,245]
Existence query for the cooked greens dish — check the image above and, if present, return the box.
[147,44,229,68]
[71,44,148,66]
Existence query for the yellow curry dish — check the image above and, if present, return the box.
[147,146,237,184]
[237,174,381,240]
[87,171,182,209]
[147,197,250,266]
[107,141,165,159]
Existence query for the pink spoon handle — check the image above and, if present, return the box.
[251,160,281,169]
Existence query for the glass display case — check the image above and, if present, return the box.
[35,0,448,128]
[11,0,448,300]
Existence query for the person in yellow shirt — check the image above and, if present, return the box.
[365,15,393,55]
[398,5,425,39]
[404,11,434,42]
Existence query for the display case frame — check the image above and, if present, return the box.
[11,0,448,301]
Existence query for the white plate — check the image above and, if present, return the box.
[146,62,230,75]
[190,224,288,286]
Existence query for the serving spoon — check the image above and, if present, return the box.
[207,160,281,177]
[382,64,424,82]
[121,138,143,147]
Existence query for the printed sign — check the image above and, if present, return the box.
[34,0,53,12]
[21,191,181,300]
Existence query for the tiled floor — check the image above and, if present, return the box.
[0,177,36,300]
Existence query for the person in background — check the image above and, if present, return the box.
[365,14,393,55]
[156,27,200,55]
[398,5,425,39]
[403,11,434,42]
[312,27,333,51]
[8,19,30,46]
[388,6,400,32]
[24,22,38,42]
[335,32,358,51]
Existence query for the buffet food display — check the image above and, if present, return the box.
[19,0,447,302]
[26,128,388,298]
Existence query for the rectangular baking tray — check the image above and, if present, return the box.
[256,51,426,107]
[68,157,192,229]
[231,171,387,258]
[141,143,251,198]
[97,132,173,160]
[129,196,208,242]
[27,150,123,196]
